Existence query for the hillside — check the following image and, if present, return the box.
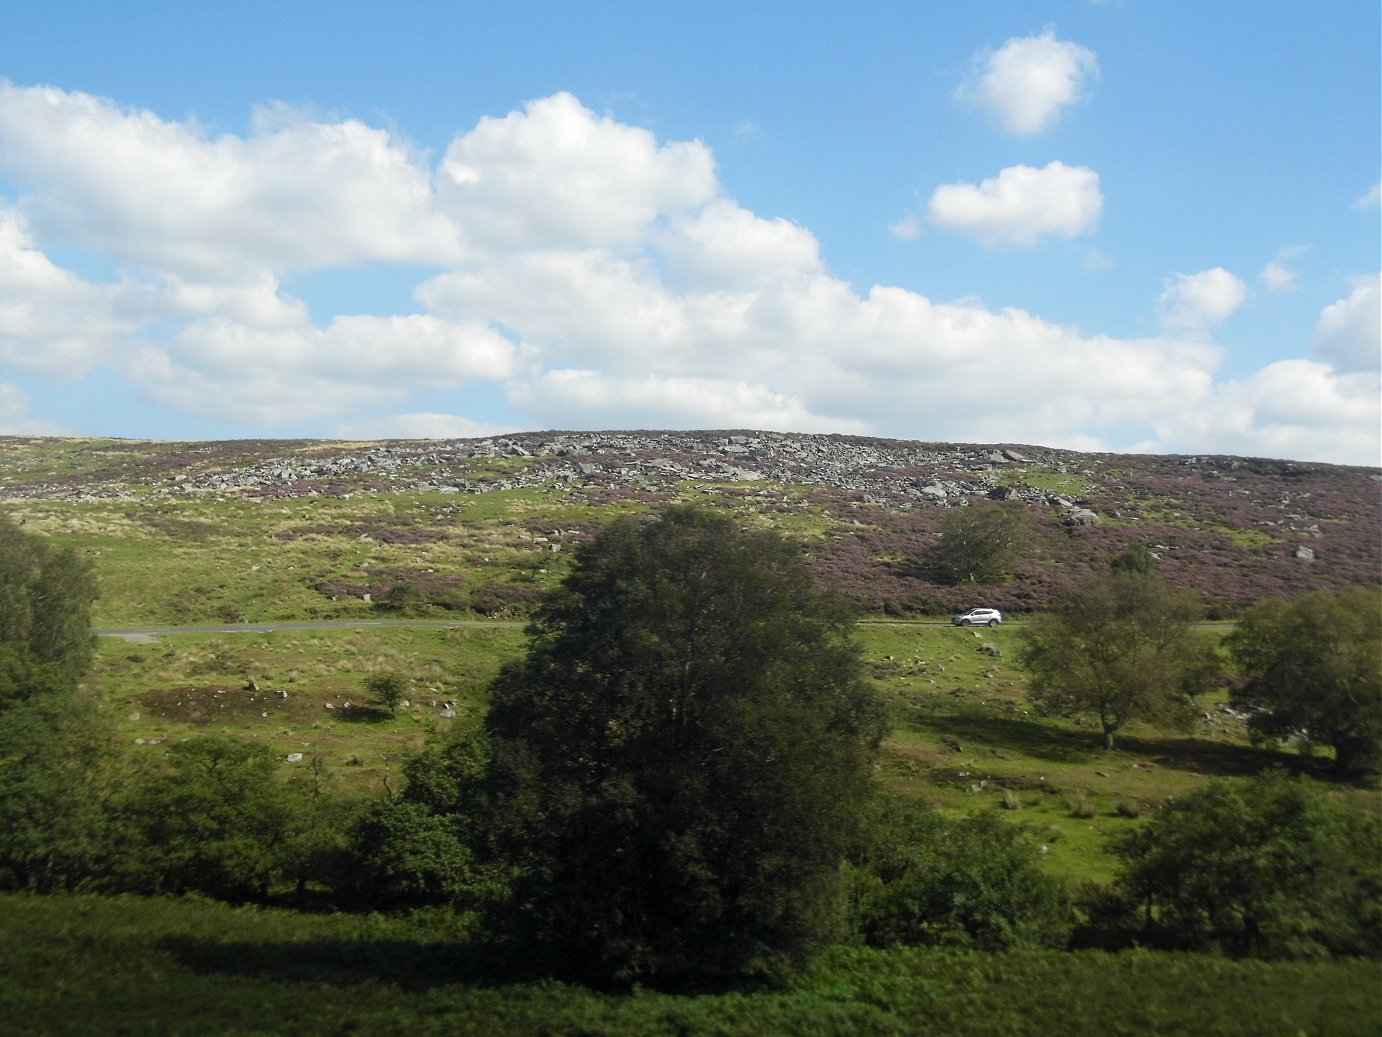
[1,431,1376,627]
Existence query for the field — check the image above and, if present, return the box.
[2,894,1378,1037]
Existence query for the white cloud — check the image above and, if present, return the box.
[0,207,140,375]
[955,29,1100,135]
[509,370,866,434]
[329,412,521,440]
[1310,275,1381,373]
[1140,360,1380,466]
[129,314,523,425]
[889,214,923,240]
[1354,182,1381,211]
[436,92,718,253]
[927,162,1102,247]
[0,81,461,278]
[0,83,1373,465]
[1157,268,1249,332]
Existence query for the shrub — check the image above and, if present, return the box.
[1079,770,1382,958]
[849,798,1072,952]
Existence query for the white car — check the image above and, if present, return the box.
[952,607,1002,627]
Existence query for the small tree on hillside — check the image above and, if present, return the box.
[365,671,408,717]
[474,506,888,985]
[1018,570,1219,750]
[924,503,1028,586]
[1226,588,1381,775]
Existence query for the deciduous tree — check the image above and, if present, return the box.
[1018,571,1218,749]
[476,506,888,984]
[924,503,1028,586]
[1226,588,1381,774]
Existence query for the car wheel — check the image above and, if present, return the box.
[988,619,998,627]
[961,619,971,626]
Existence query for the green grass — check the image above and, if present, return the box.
[79,616,1362,886]
[1,894,1376,1037]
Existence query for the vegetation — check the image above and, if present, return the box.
[923,502,1028,586]
[473,506,888,985]
[1017,569,1220,749]
[1082,770,1382,959]
[1226,588,1382,774]
[1,436,1380,1031]
[2,893,1379,1037]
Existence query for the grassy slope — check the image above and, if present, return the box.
[2,894,1378,1037]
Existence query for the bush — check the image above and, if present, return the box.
[849,798,1072,951]
[1079,770,1382,958]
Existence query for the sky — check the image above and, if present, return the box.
[0,1,1378,465]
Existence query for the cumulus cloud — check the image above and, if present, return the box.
[0,82,1373,464]
[1157,268,1249,333]
[0,382,66,434]
[0,207,141,375]
[436,92,718,252]
[956,29,1099,135]
[1141,360,1380,466]
[330,412,521,440]
[1354,182,1381,211]
[0,82,460,278]
[1310,275,1381,373]
[927,162,1102,247]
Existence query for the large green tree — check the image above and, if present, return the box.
[1226,588,1381,775]
[1018,571,1219,749]
[476,506,888,985]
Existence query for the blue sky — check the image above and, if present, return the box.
[1,1,1377,464]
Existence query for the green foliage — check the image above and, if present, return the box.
[1083,770,1382,959]
[0,511,98,704]
[923,503,1028,586]
[1018,571,1219,749]
[4,892,1380,1037]
[0,696,113,892]
[343,799,476,910]
[849,798,1072,951]
[1226,588,1382,774]
[113,736,298,902]
[364,670,408,716]
[476,506,889,985]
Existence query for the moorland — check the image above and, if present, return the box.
[1,431,1379,1036]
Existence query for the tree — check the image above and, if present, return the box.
[1225,588,1381,775]
[849,799,1071,951]
[924,503,1028,586]
[0,512,98,704]
[1018,571,1219,749]
[365,670,408,717]
[0,514,106,892]
[1084,771,1382,958]
[114,736,296,902]
[475,506,888,985]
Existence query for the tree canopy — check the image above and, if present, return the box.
[1086,770,1382,958]
[1226,588,1381,775]
[924,503,1028,586]
[476,506,888,985]
[0,513,98,705]
[1018,570,1219,749]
